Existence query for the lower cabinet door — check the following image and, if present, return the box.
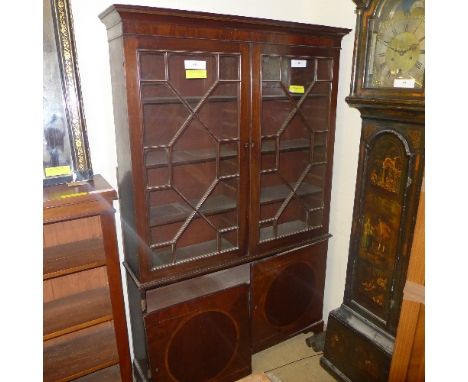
[144,266,251,382]
[251,241,328,352]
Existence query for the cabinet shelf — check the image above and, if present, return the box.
[141,93,328,105]
[44,287,113,341]
[260,219,311,242]
[260,182,322,205]
[149,182,321,228]
[150,194,236,227]
[145,146,237,169]
[151,238,237,270]
[142,94,239,105]
[43,238,106,280]
[43,321,119,382]
[145,138,321,170]
[261,93,329,101]
[73,364,121,382]
[261,137,326,153]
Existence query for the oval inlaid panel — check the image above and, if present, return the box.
[265,262,315,327]
[167,310,237,382]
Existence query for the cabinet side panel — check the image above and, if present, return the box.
[108,36,140,277]
[126,273,150,379]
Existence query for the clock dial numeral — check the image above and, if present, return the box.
[415,61,423,70]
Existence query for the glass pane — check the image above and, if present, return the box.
[198,83,239,140]
[219,142,239,177]
[316,59,333,81]
[262,56,281,81]
[139,52,166,80]
[175,216,218,262]
[219,55,240,80]
[168,53,217,103]
[142,84,190,147]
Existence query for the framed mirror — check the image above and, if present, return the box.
[43,0,92,186]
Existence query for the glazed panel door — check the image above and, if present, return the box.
[250,44,339,254]
[134,37,250,278]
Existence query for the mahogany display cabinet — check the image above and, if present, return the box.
[43,175,132,381]
[100,5,350,381]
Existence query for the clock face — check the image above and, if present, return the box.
[365,0,425,89]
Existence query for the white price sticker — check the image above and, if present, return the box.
[393,78,415,88]
[291,59,307,68]
[184,60,206,70]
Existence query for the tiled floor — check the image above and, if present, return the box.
[239,333,336,382]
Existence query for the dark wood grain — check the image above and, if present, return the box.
[43,287,112,341]
[43,321,119,382]
[100,6,349,379]
[43,175,132,381]
[251,242,327,352]
[43,238,106,280]
[73,364,121,382]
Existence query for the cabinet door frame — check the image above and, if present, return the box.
[124,36,251,282]
[249,43,342,256]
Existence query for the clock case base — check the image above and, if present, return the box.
[321,305,393,382]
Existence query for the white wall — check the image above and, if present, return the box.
[70,0,361,351]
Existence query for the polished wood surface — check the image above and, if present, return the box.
[251,242,327,352]
[43,287,112,341]
[101,6,349,380]
[43,175,132,381]
[43,321,119,382]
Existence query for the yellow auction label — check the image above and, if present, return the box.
[60,192,88,199]
[185,69,207,79]
[289,85,305,94]
[44,165,72,177]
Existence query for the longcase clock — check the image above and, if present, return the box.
[321,0,424,381]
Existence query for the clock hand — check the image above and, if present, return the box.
[378,38,399,53]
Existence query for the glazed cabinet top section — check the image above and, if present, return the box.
[100,4,350,46]
[100,6,350,286]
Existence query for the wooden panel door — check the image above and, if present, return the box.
[144,270,251,382]
[251,241,328,352]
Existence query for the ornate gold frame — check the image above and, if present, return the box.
[43,0,92,186]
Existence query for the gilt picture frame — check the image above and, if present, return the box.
[43,0,92,186]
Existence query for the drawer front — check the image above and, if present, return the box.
[251,241,327,352]
[144,282,251,382]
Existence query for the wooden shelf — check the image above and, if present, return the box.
[260,182,322,205]
[151,238,236,269]
[44,321,119,382]
[149,182,321,228]
[73,364,121,382]
[261,137,326,153]
[149,194,236,227]
[43,238,106,280]
[44,287,113,341]
[142,94,239,104]
[261,93,329,101]
[145,137,323,169]
[260,219,311,242]
[145,146,237,168]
